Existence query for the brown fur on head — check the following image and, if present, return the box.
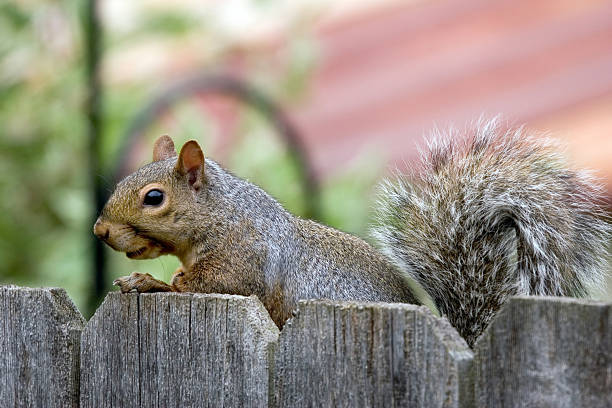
[93,136,206,264]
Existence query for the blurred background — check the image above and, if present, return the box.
[1,0,611,316]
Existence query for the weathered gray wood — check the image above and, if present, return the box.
[0,285,85,408]
[474,296,612,408]
[80,292,279,408]
[273,300,474,408]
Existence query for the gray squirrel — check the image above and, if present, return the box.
[94,118,610,346]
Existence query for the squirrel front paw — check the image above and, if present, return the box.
[169,266,185,286]
[113,272,173,293]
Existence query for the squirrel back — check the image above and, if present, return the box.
[372,118,611,345]
[95,119,610,347]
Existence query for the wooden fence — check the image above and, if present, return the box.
[1,285,610,407]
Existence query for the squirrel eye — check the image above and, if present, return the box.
[143,189,164,206]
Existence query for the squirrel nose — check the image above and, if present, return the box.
[93,218,110,241]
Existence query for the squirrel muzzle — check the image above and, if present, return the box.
[93,217,168,260]
[93,218,110,241]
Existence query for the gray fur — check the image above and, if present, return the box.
[372,118,611,346]
[106,156,418,317]
[199,161,419,313]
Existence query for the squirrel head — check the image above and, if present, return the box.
[93,135,207,261]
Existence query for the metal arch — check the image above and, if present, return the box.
[112,73,321,220]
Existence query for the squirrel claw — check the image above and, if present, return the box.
[113,271,173,293]
[113,272,155,293]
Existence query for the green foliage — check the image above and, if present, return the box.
[0,1,383,313]
[0,1,91,307]
[135,11,203,38]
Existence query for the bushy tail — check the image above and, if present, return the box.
[372,118,611,346]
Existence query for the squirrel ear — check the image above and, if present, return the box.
[176,140,205,190]
[153,135,177,162]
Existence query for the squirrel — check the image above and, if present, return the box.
[93,118,610,347]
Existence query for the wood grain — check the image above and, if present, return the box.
[0,285,85,408]
[4,286,611,407]
[272,300,474,407]
[474,296,612,408]
[80,292,279,408]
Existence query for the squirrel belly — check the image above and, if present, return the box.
[95,119,610,347]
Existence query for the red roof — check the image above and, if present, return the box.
[282,0,612,193]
